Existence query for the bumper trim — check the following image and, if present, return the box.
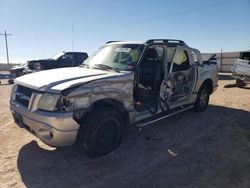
[12,108,78,132]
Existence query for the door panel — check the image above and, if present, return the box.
[161,46,197,103]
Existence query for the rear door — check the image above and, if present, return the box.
[163,46,197,102]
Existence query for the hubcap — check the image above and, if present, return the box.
[95,120,119,150]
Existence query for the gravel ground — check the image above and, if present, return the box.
[0,75,250,188]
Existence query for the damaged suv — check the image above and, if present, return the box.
[10,39,218,157]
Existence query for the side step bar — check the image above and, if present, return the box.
[135,105,193,127]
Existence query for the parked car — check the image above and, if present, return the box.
[27,51,88,72]
[9,51,88,77]
[9,63,28,77]
[231,59,250,87]
[10,39,218,157]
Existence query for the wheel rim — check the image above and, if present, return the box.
[95,119,120,150]
[200,89,208,108]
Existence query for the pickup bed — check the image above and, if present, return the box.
[10,39,218,157]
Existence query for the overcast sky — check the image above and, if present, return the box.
[0,0,250,64]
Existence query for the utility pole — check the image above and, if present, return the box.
[0,30,12,68]
[220,49,223,72]
[71,25,74,52]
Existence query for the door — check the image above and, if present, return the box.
[161,46,197,102]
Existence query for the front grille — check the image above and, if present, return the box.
[15,85,35,107]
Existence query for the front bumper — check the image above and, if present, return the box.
[10,101,80,147]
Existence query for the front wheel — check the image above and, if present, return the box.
[78,107,124,158]
[193,85,210,112]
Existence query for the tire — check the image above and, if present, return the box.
[8,79,14,84]
[78,106,124,158]
[193,84,210,112]
[236,79,245,88]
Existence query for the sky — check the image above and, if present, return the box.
[0,0,250,64]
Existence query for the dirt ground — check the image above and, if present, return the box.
[0,74,250,188]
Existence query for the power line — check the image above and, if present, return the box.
[18,0,121,30]
[102,0,240,31]
[0,30,12,67]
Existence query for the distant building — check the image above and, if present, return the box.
[202,50,250,72]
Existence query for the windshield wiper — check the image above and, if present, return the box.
[94,64,120,73]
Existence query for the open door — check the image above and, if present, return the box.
[134,46,165,112]
[160,46,197,103]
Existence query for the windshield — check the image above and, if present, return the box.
[52,52,65,60]
[85,44,144,71]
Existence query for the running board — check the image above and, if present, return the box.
[135,105,193,127]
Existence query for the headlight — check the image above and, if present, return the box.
[37,93,60,111]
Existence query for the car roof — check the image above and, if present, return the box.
[105,41,145,45]
[106,39,187,46]
[64,51,87,54]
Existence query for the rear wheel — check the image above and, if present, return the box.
[236,79,246,88]
[193,84,210,112]
[78,106,124,158]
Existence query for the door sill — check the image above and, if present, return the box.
[135,104,193,127]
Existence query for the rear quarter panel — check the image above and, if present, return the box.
[194,63,218,94]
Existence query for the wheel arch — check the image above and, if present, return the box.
[201,78,213,94]
[73,98,130,127]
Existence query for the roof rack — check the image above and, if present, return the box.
[105,41,121,44]
[145,39,186,45]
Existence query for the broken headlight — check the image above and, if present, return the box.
[56,96,75,112]
[57,96,89,112]
[37,93,60,111]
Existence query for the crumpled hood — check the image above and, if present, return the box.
[15,67,124,93]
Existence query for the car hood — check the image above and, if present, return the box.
[15,67,126,93]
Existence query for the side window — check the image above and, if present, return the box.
[154,47,164,62]
[171,49,190,72]
[74,53,88,61]
[63,53,74,61]
[74,53,84,61]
